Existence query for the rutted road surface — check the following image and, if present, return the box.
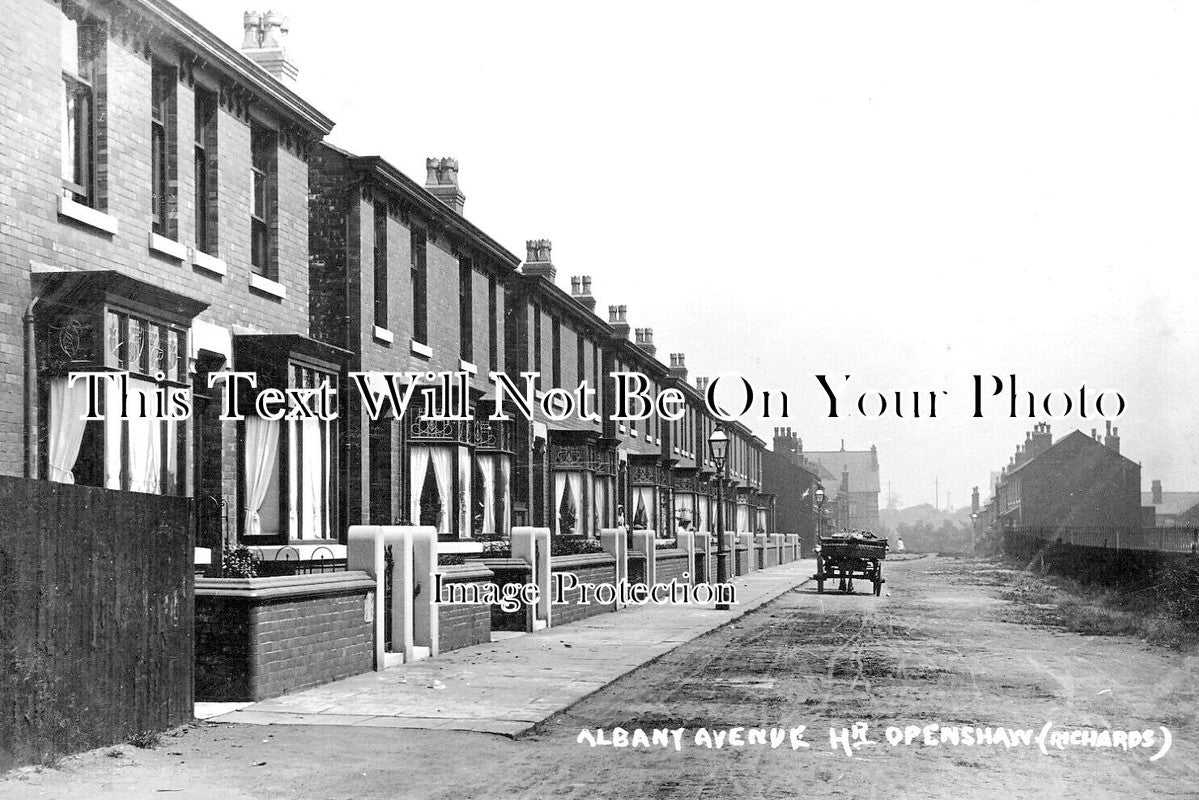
[5,556,1197,799]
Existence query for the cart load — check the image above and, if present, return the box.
[815,530,888,595]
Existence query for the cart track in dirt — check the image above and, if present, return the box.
[3,555,1197,800]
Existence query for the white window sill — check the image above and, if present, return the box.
[192,248,227,277]
[459,359,477,375]
[411,340,433,358]
[148,232,187,261]
[250,273,287,299]
[58,196,118,235]
[373,326,394,344]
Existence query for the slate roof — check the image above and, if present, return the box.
[797,449,880,493]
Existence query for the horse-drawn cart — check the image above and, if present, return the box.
[815,531,888,595]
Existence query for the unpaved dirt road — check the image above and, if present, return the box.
[5,556,1197,799]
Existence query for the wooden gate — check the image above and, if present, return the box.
[0,476,194,770]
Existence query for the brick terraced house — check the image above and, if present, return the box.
[0,0,340,563]
[2,0,804,712]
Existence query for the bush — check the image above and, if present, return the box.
[221,545,259,578]
[551,536,605,557]
[1158,557,1199,626]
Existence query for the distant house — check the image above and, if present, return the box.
[995,426,1141,530]
[1141,480,1199,528]
[789,440,880,532]
[762,448,820,552]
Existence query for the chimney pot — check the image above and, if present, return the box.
[425,157,465,214]
[523,239,554,279]
[242,11,262,49]
[240,9,298,83]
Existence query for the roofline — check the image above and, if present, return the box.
[131,0,334,134]
[1003,428,1139,479]
[515,273,615,338]
[348,154,522,270]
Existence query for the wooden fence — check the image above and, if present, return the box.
[0,476,194,770]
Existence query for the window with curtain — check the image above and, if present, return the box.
[150,58,175,237]
[459,257,473,362]
[498,456,511,534]
[288,362,337,540]
[373,200,388,329]
[410,445,452,534]
[193,86,217,254]
[250,121,277,277]
[61,12,98,206]
[411,228,428,343]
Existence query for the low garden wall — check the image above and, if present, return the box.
[551,553,618,626]
[195,572,376,702]
[656,550,692,585]
[437,563,496,652]
[735,545,750,576]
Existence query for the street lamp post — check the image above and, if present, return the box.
[970,511,979,553]
[815,485,826,544]
[709,426,730,611]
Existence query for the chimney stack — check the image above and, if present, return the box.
[570,275,596,312]
[424,157,465,214]
[696,376,710,394]
[971,486,980,512]
[1104,421,1121,454]
[668,353,688,381]
[608,305,629,338]
[524,239,554,280]
[241,10,298,84]
[1151,479,1163,505]
[634,327,656,357]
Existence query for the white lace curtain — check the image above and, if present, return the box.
[736,504,750,532]
[299,416,323,539]
[457,446,471,536]
[477,454,496,534]
[48,376,90,483]
[567,472,584,536]
[554,472,568,535]
[634,487,656,531]
[698,497,709,532]
[126,382,160,494]
[244,416,281,538]
[409,446,431,526]
[499,457,511,534]
[429,446,452,533]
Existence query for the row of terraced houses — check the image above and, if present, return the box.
[0,0,822,727]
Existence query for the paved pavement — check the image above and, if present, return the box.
[204,559,815,736]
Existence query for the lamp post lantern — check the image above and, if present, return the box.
[815,485,826,544]
[709,426,730,610]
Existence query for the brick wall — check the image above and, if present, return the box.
[735,546,749,576]
[0,0,322,514]
[195,573,375,702]
[551,554,617,626]
[656,550,691,586]
[437,564,494,652]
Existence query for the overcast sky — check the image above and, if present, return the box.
[184,0,1199,510]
